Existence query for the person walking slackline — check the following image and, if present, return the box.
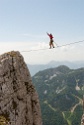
[47,32,55,49]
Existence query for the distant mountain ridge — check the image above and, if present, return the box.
[32,65,84,125]
[28,60,84,76]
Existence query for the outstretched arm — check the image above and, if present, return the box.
[46,32,49,36]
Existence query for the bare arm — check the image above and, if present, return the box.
[46,32,49,36]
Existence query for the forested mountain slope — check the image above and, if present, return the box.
[32,65,84,125]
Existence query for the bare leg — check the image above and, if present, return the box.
[52,42,55,48]
[49,42,52,49]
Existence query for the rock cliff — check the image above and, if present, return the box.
[0,51,42,125]
[81,114,84,125]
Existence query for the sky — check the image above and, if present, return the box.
[0,0,84,64]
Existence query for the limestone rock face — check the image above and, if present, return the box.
[0,51,42,125]
[81,114,84,125]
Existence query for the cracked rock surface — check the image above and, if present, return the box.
[81,114,84,125]
[0,51,42,125]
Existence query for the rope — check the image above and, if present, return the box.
[21,40,84,52]
[56,40,84,47]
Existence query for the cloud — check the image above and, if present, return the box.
[0,41,84,64]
